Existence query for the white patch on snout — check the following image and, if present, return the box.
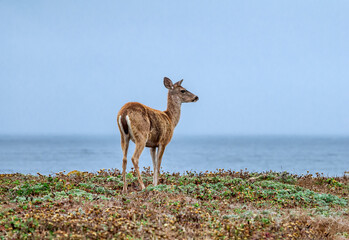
[126,115,135,139]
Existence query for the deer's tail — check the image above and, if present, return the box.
[118,114,129,135]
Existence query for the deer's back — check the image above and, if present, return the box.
[118,102,173,147]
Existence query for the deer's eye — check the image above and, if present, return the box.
[181,90,186,93]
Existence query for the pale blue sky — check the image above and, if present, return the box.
[1,1,348,135]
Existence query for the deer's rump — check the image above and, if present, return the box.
[117,102,173,147]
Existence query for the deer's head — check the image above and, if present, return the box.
[164,77,199,103]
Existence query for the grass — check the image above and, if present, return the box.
[0,168,348,239]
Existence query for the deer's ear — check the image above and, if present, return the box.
[164,77,174,89]
[174,79,183,87]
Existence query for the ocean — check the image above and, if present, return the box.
[0,135,348,176]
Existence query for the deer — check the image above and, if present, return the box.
[117,77,199,193]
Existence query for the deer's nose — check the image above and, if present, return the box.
[193,96,199,102]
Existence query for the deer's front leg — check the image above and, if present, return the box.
[156,144,166,185]
[150,147,158,186]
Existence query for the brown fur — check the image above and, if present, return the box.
[117,77,198,193]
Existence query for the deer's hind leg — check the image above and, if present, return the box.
[126,113,149,190]
[131,139,146,190]
[120,135,130,193]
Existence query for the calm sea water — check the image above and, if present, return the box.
[0,135,348,176]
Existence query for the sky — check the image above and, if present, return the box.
[1,1,348,136]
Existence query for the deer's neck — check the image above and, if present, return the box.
[165,93,181,127]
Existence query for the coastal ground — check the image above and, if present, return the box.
[0,168,348,239]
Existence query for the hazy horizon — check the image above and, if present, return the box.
[1,1,348,136]
[1,133,349,138]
